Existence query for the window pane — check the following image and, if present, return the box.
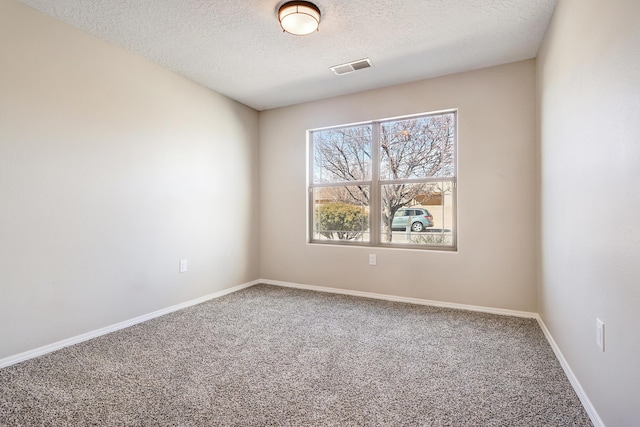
[381,181,454,246]
[312,186,370,242]
[312,125,372,183]
[380,113,455,180]
[308,110,456,250]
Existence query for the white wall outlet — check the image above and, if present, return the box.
[596,318,605,351]
[369,254,377,266]
[179,259,188,273]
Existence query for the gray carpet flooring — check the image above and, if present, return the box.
[0,284,592,426]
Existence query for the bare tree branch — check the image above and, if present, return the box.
[313,113,454,241]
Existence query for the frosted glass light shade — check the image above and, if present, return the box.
[278,1,321,36]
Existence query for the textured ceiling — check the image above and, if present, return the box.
[16,0,558,111]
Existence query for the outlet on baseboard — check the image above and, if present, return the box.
[179,259,188,273]
[596,318,605,351]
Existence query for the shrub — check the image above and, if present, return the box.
[316,202,369,240]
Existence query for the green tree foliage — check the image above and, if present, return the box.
[316,202,369,240]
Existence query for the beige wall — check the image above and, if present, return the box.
[537,0,640,425]
[259,61,538,312]
[0,1,260,359]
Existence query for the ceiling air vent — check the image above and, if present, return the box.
[330,58,373,76]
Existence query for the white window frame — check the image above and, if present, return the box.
[308,109,457,251]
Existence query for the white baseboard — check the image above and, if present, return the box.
[535,317,604,427]
[261,279,603,426]
[1,277,603,427]
[0,280,260,369]
[260,279,538,319]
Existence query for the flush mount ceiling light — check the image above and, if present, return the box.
[278,1,321,36]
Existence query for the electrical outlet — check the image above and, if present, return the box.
[596,318,605,352]
[179,259,188,273]
[369,254,376,266]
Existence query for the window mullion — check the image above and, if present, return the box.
[307,131,314,242]
[380,176,456,185]
[311,180,372,188]
[370,122,381,245]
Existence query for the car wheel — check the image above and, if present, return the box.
[411,222,424,232]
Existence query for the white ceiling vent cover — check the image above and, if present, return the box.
[330,58,373,76]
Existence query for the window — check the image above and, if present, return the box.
[309,110,456,249]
